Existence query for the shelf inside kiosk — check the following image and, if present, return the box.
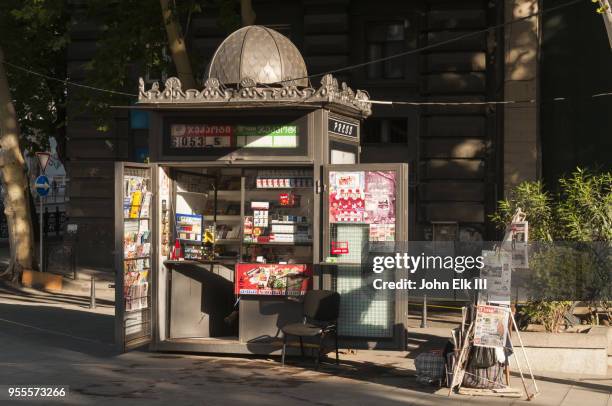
[242,168,313,264]
[167,168,241,340]
[163,166,315,344]
[173,169,242,262]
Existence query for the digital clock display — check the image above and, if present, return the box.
[169,124,298,149]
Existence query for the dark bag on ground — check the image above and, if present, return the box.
[462,362,505,389]
[467,346,496,369]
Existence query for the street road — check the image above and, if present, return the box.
[0,285,610,406]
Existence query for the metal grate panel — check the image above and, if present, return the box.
[333,265,394,338]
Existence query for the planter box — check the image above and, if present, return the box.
[508,326,611,376]
[21,270,63,292]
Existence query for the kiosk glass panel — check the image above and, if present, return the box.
[115,164,154,350]
[325,165,406,338]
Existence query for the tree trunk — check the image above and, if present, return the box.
[0,46,35,283]
[599,0,612,50]
[159,0,197,89]
[240,0,256,26]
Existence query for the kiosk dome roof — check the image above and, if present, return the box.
[207,26,309,88]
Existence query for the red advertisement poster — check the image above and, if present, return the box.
[235,264,312,296]
[365,171,396,225]
[329,171,365,223]
[331,241,349,254]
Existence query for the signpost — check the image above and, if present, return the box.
[35,175,50,197]
[34,154,51,272]
[35,152,51,173]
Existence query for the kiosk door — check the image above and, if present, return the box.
[322,163,409,349]
[114,162,157,351]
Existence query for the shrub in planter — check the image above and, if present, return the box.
[492,168,612,332]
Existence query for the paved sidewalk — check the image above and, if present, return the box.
[0,286,610,405]
[0,243,115,301]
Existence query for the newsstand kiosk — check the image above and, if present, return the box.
[115,26,409,355]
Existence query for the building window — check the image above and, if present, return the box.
[363,119,408,143]
[265,24,292,39]
[366,22,407,80]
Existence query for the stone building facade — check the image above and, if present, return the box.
[65,0,611,268]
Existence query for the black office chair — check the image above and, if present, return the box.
[281,289,340,369]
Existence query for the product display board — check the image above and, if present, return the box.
[328,170,397,256]
[169,123,299,149]
[480,250,512,305]
[117,164,153,349]
[235,263,312,296]
[473,305,510,348]
[175,213,202,242]
[505,220,529,268]
[235,125,298,148]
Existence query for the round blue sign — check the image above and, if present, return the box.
[34,175,50,197]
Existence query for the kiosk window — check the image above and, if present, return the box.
[363,119,408,143]
[366,22,405,79]
[331,149,356,164]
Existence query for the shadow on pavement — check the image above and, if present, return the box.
[405,330,451,359]
[0,282,114,308]
[0,302,116,358]
[510,372,612,395]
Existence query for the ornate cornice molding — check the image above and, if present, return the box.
[137,74,371,117]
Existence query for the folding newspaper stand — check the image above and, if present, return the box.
[115,26,409,354]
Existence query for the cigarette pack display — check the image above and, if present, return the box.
[279,193,299,207]
[253,208,269,227]
[175,213,203,243]
[251,201,270,210]
[269,233,311,243]
[255,177,313,189]
[273,215,308,223]
[270,223,309,234]
[183,244,203,260]
[243,216,253,234]
[254,169,314,189]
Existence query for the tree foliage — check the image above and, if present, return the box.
[83,0,241,129]
[491,168,612,243]
[490,181,555,241]
[0,0,70,160]
[557,168,612,242]
[0,0,243,147]
[492,168,612,331]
